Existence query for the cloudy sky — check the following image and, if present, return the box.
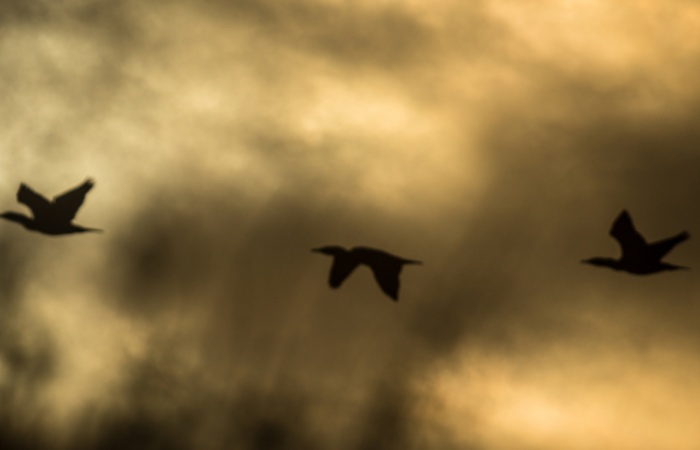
[1,1,700,449]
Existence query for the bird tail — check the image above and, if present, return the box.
[80,227,103,233]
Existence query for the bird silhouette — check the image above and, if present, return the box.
[312,246,421,301]
[0,179,101,235]
[582,210,689,274]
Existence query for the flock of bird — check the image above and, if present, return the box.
[0,179,691,301]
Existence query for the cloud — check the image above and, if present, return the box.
[2,1,700,449]
[195,0,436,69]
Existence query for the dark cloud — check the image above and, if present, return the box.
[352,381,413,450]
[0,0,142,45]
[0,321,58,450]
[0,237,58,417]
[90,177,440,449]
[0,1,50,25]
[0,326,56,393]
[3,1,700,449]
[81,415,189,450]
[0,236,33,310]
[63,344,328,450]
[199,0,436,69]
[72,354,196,450]
[0,422,48,450]
[403,56,700,363]
[106,185,319,314]
[219,385,323,450]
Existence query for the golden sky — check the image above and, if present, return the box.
[1,1,700,449]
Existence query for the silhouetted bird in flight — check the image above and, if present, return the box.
[0,179,101,235]
[582,210,689,274]
[312,246,421,301]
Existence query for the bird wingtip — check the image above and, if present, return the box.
[617,209,631,219]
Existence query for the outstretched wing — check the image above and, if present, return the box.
[368,262,402,301]
[17,184,51,220]
[610,210,647,259]
[328,256,361,289]
[649,231,689,261]
[52,179,95,223]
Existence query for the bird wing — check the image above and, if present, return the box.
[17,184,51,220]
[368,262,402,301]
[610,210,647,259]
[52,179,94,222]
[328,256,361,289]
[649,231,689,260]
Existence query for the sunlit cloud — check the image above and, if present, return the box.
[1,1,699,449]
[429,339,700,450]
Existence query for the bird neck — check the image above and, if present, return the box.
[0,212,35,229]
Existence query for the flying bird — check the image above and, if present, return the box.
[582,210,689,274]
[312,246,421,301]
[0,179,101,235]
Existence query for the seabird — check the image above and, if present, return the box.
[312,245,421,301]
[0,179,101,235]
[582,210,689,274]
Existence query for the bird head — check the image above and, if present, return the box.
[312,245,349,257]
[0,211,33,228]
[580,257,621,270]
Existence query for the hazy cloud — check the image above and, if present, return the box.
[2,0,700,449]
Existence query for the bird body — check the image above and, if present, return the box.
[0,179,101,235]
[582,210,688,275]
[312,245,420,301]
